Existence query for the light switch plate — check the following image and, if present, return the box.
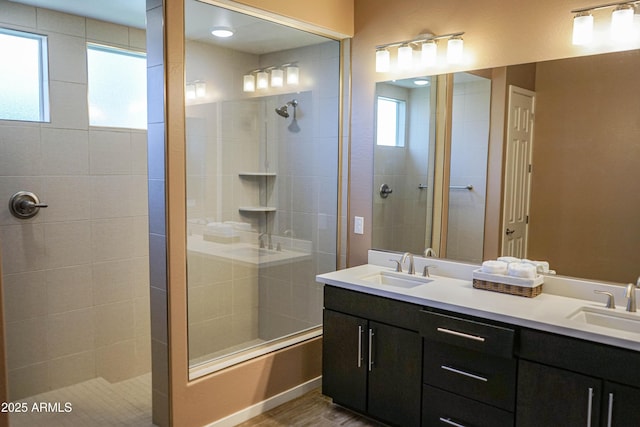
[354,216,364,234]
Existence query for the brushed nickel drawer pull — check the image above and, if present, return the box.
[439,417,467,427]
[368,329,374,372]
[441,365,488,382]
[587,387,594,427]
[357,325,363,368]
[606,392,614,427]
[436,327,486,342]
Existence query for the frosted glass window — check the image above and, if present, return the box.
[87,44,147,129]
[0,28,49,122]
[376,96,406,147]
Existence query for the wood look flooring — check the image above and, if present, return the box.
[238,388,388,427]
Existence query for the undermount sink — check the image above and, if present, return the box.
[360,270,433,289]
[567,306,640,334]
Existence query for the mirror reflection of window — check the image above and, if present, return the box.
[376,96,406,147]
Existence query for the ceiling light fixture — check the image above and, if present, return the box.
[572,11,594,45]
[211,26,234,38]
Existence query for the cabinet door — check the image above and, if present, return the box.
[516,360,601,427]
[322,309,367,412]
[603,381,640,427]
[368,321,422,427]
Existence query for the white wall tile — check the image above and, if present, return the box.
[0,224,46,273]
[86,18,128,47]
[44,220,92,268]
[93,260,135,305]
[41,128,89,175]
[90,175,132,218]
[95,301,135,347]
[47,351,96,390]
[47,32,87,84]
[0,0,36,28]
[89,130,131,175]
[3,271,46,322]
[41,176,92,222]
[45,81,89,130]
[6,317,47,369]
[0,176,43,226]
[0,126,42,176]
[36,7,85,37]
[47,308,95,358]
[91,217,135,262]
[46,265,93,314]
[7,363,48,400]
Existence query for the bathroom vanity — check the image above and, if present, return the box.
[317,251,640,427]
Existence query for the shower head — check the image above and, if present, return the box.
[275,99,298,119]
[275,105,289,118]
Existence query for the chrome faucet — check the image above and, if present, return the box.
[259,232,272,249]
[625,278,639,312]
[424,247,438,258]
[401,252,415,275]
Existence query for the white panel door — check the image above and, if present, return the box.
[501,86,535,258]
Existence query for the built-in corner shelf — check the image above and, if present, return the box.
[238,172,277,177]
[238,206,277,213]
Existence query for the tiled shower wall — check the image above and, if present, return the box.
[0,1,150,400]
[446,76,491,263]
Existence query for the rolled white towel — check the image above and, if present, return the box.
[481,260,508,275]
[497,256,521,264]
[522,259,550,274]
[507,262,537,279]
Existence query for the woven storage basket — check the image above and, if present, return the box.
[472,279,543,298]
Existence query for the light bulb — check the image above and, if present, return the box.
[421,40,437,67]
[397,44,413,70]
[572,12,593,45]
[286,65,299,85]
[375,49,390,72]
[256,71,268,90]
[447,37,464,65]
[243,74,255,92]
[271,69,284,87]
[611,5,635,41]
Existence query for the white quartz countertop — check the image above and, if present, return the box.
[317,257,640,352]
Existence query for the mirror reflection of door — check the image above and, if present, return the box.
[372,77,437,254]
[444,72,492,263]
[501,86,536,258]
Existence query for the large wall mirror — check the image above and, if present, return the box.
[373,48,640,284]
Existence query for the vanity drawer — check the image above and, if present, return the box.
[422,384,514,427]
[423,341,517,411]
[419,310,514,358]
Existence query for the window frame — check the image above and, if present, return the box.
[375,95,407,147]
[0,27,50,122]
[86,42,147,130]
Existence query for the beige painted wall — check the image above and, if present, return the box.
[528,50,640,283]
[349,0,640,266]
[164,0,350,425]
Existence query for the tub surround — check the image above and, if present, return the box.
[317,250,640,351]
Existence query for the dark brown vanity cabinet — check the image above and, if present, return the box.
[419,310,517,427]
[322,286,422,427]
[517,329,640,427]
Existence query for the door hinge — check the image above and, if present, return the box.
[526,215,529,224]
[528,164,532,173]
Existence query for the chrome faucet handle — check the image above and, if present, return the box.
[423,265,437,278]
[390,259,402,272]
[594,290,616,309]
[424,247,438,258]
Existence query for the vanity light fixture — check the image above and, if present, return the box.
[571,1,640,45]
[242,62,300,92]
[572,11,594,45]
[375,32,465,73]
[446,36,464,64]
[270,68,284,87]
[376,48,391,72]
[186,80,206,100]
[611,4,635,40]
[185,83,196,100]
[243,74,255,92]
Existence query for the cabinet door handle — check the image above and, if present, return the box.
[606,392,614,427]
[441,365,488,382]
[587,387,594,427]
[439,417,467,427]
[357,325,363,368]
[368,328,374,372]
[436,327,486,342]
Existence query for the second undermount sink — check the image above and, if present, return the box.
[568,306,640,334]
[360,270,433,289]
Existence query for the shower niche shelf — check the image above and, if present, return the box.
[238,172,276,177]
[238,206,277,213]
